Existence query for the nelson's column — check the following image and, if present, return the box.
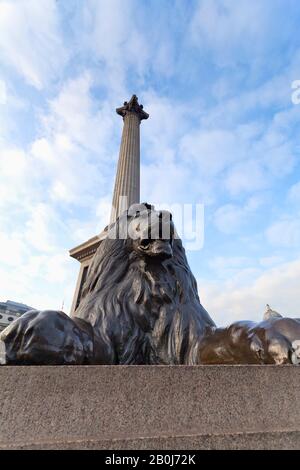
[69,95,149,313]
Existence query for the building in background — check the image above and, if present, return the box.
[0,300,34,332]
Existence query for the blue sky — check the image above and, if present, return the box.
[1,0,300,325]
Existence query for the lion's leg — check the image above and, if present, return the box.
[0,310,94,365]
[198,319,300,365]
[198,322,266,365]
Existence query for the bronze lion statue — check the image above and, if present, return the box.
[1,203,300,365]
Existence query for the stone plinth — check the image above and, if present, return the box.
[1,365,300,449]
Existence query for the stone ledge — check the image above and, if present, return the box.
[1,430,300,450]
[1,365,300,449]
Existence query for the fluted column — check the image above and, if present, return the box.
[110,95,149,223]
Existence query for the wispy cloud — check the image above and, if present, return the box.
[0,0,68,89]
[200,258,300,326]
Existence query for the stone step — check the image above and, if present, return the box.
[1,365,300,449]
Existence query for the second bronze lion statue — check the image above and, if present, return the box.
[1,204,300,365]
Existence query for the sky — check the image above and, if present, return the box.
[1,0,300,326]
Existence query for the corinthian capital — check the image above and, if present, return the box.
[116,94,149,121]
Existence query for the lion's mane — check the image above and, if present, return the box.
[73,211,215,365]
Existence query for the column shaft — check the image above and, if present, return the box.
[110,112,140,222]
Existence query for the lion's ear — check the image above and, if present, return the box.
[127,203,153,217]
[142,202,154,211]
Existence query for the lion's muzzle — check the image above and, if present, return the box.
[139,238,173,259]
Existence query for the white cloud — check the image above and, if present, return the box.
[199,258,300,326]
[79,0,149,96]
[0,232,27,267]
[31,73,116,206]
[24,203,65,253]
[138,91,198,205]
[209,256,251,271]
[266,216,300,248]
[180,129,241,177]
[0,72,119,313]
[189,0,290,69]
[0,147,27,180]
[0,251,76,312]
[0,147,33,208]
[288,181,300,205]
[213,194,267,235]
[143,90,187,156]
[259,256,284,268]
[141,160,191,205]
[190,0,261,63]
[0,79,7,104]
[165,123,260,204]
[208,256,258,281]
[180,100,298,200]
[213,204,245,234]
[0,0,68,88]
[224,160,266,195]
[44,73,114,152]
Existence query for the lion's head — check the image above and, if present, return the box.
[129,204,174,260]
[74,204,215,365]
